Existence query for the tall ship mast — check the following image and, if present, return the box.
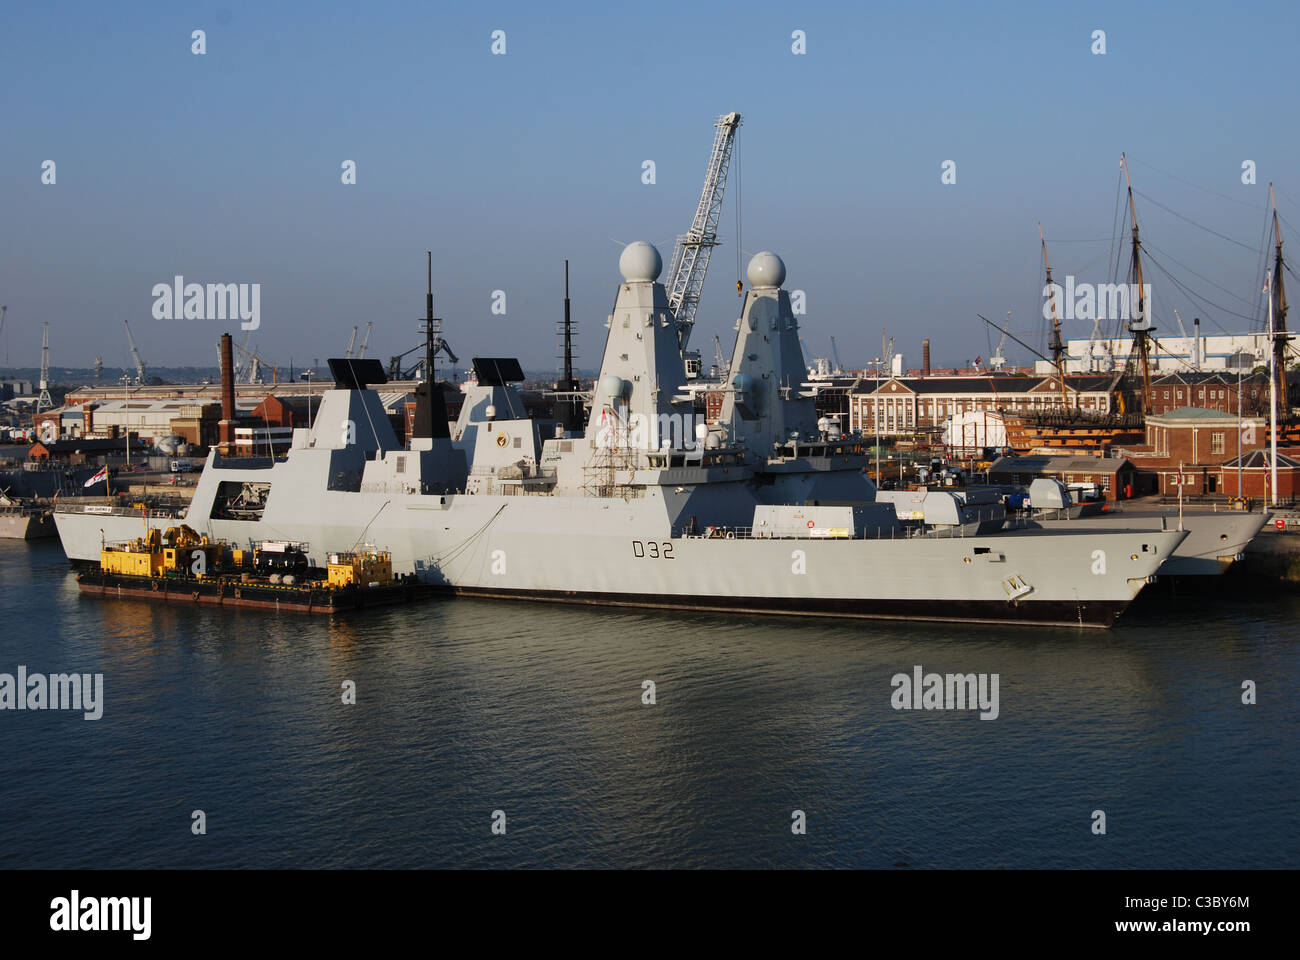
[1118,152,1155,415]
[1039,223,1072,410]
[1269,183,1292,418]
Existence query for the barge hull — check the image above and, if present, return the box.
[76,572,439,613]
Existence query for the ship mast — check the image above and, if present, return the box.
[1039,223,1071,410]
[1270,184,1291,417]
[1121,153,1154,415]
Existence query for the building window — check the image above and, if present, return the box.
[1211,432,1225,455]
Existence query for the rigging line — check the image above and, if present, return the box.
[1125,155,1262,210]
[1148,334,1206,374]
[1132,188,1259,252]
[432,503,508,566]
[1141,251,1249,328]
[349,499,391,553]
[1140,237,1260,309]
[1142,257,1240,331]
[1109,168,1125,285]
[1251,200,1274,327]
[1278,210,1300,244]
[1275,183,1300,211]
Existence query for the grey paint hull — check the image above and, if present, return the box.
[0,510,56,540]
[54,464,1183,629]
[1024,510,1268,576]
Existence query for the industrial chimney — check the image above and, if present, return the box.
[219,333,235,455]
[922,339,931,377]
[1192,317,1202,370]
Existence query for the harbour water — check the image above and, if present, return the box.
[1,539,1296,869]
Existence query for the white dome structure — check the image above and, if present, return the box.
[619,241,663,283]
[746,251,786,289]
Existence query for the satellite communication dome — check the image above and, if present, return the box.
[484,404,497,420]
[619,241,662,283]
[746,251,786,289]
[732,372,754,393]
[599,374,626,398]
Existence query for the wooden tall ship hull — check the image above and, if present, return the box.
[1002,411,1145,455]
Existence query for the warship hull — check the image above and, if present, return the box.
[0,509,56,540]
[1024,509,1268,576]
[55,481,1181,629]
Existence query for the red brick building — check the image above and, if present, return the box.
[1216,450,1299,499]
[1147,371,1269,416]
[1120,407,1269,495]
[987,455,1143,501]
[849,375,1115,436]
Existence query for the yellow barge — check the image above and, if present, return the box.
[77,527,437,614]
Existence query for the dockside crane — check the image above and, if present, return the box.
[663,111,742,355]
[356,321,373,358]
[36,322,53,412]
[232,340,282,384]
[123,319,147,382]
[1173,308,1189,340]
[232,330,252,381]
[344,326,358,359]
[712,334,729,379]
[989,312,1010,371]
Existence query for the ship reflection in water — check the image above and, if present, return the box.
[2,540,1295,869]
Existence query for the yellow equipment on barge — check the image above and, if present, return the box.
[80,530,434,614]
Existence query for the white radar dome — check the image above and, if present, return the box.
[599,375,626,398]
[619,241,663,283]
[732,372,754,393]
[746,251,786,289]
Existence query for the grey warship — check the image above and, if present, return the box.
[54,245,1185,627]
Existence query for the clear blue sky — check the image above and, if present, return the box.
[2,0,1297,377]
